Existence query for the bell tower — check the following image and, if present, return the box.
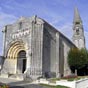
[72,7,85,49]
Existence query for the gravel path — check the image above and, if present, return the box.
[10,84,48,88]
[0,77,48,88]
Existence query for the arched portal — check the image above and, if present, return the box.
[6,41,27,74]
[17,50,26,73]
[7,41,26,59]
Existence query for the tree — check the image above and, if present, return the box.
[68,48,88,75]
[80,48,88,65]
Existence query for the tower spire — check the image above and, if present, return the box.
[72,7,85,49]
[73,7,82,23]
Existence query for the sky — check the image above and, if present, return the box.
[0,0,88,55]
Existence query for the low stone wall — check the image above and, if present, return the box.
[39,79,49,84]
[56,80,75,88]
[35,79,49,84]
[56,78,88,88]
[76,78,88,88]
[35,78,88,88]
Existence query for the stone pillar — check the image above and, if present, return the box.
[30,21,36,76]
[30,21,43,78]
[56,33,60,78]
[26,49,31,70]
[63,42,71,76]
[26,27,32,73]
[38,23,43,76]
[2,26,7,56]
[29,21,34,76]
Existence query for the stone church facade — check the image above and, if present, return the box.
[0,8,85,80]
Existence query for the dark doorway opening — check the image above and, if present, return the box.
[22,59,26,73]
[17,50,26,73]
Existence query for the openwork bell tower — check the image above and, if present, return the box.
[72,7,85,49]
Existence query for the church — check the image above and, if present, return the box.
[0,7,85,80]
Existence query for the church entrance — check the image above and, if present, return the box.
[17,50,26,74]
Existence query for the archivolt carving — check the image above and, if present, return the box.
[7,41,26,59]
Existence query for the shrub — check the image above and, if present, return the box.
[68,48,88,75]
[62,75,77,79]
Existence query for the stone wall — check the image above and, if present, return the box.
[42,22,57,77]
[1,17,33,75]
[59,33,75,76]
[42,22,76,78]
[1,16,76,79]
[29,19,44,78]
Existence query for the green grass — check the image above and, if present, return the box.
[67,77,81,81]
[40,84,70,88]
[48,78,60,83]
[56,86,70,88]
[61,76,81,81]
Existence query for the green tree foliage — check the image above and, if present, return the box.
[68,48,88,70]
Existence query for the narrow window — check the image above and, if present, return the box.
[76,29,79,35]
[19,22,22,29]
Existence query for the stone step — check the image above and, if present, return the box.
[9,74,24,80]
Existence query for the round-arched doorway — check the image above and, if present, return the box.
[17,50,26,74]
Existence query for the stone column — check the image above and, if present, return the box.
[39,23,43,76]
[26,49,31,70]
[56,33,60,78]
[30,21,35,76]
[2,26,7,56]
[26,27,32,73]
[30,20,44,79]
[63,43,71,76]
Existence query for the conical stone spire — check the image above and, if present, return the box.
[73,7,82,23]
[72,7,85,49]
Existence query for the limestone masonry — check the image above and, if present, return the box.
[0,7,85,80]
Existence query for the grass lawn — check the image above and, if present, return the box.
[40,84,70,88]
